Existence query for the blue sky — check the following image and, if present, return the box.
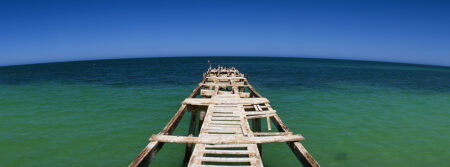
[1,0,449,66]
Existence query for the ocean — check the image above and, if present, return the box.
[0,57,449,166]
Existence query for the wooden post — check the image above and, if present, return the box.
[198,111,206,132]
[252,118,262,156]
[252,104,263,156]
[184,111,198,164]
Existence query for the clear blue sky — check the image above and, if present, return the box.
[1,0,449,66]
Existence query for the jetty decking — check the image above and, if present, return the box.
[129,66,319,167]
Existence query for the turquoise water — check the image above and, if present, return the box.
[0,57,449,166]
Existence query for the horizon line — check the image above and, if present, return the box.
[0,55,449,69]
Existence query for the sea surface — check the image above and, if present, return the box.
[0,57,449,167]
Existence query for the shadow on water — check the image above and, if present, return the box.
[0,56,449,91]
[335,152,349,161]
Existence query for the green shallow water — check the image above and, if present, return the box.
[0,57,449,166]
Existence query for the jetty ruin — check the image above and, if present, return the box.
[129,65,319,167]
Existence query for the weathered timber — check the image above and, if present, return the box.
[182,97,269,105]
[150,134,304,144]
[184,111,198,164]
[129,65,319,167]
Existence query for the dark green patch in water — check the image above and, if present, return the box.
[335,153,348,161]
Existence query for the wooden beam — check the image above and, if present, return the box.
[245,111,276,115]
[246,84,263,98]
[150,134,304,144]
[247,114,276,119]
[271,115,320,167]
[183,98,269,105]
[184,111,198,164]
[161,104,188,134]
[129,141,158,167]
[199,83,247,87]
[254,132,293,136]
[206,76,246,80]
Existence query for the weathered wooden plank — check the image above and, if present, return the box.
[203,126,241,130]
[247,144,263,167]
[188,144,205,166]
[253,132,292,136]
[206,76,246,80]
[183,98,269,105]
[211,117,241,121]
[244,111,276,115]
[199,157,257,162]
[202,150,251,154]
[211,113,240,117]
[200,83,247,87]
[205,124,242,128]
[190,165,254,167]
[150,134,304,144]
[203,128,242,134]
[204,144,251,148]
[210,120,241,125]
[247,114,276,119]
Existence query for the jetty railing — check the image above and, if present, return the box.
[129,66,319,167]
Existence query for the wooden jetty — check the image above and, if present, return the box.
[129,65,319,167]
